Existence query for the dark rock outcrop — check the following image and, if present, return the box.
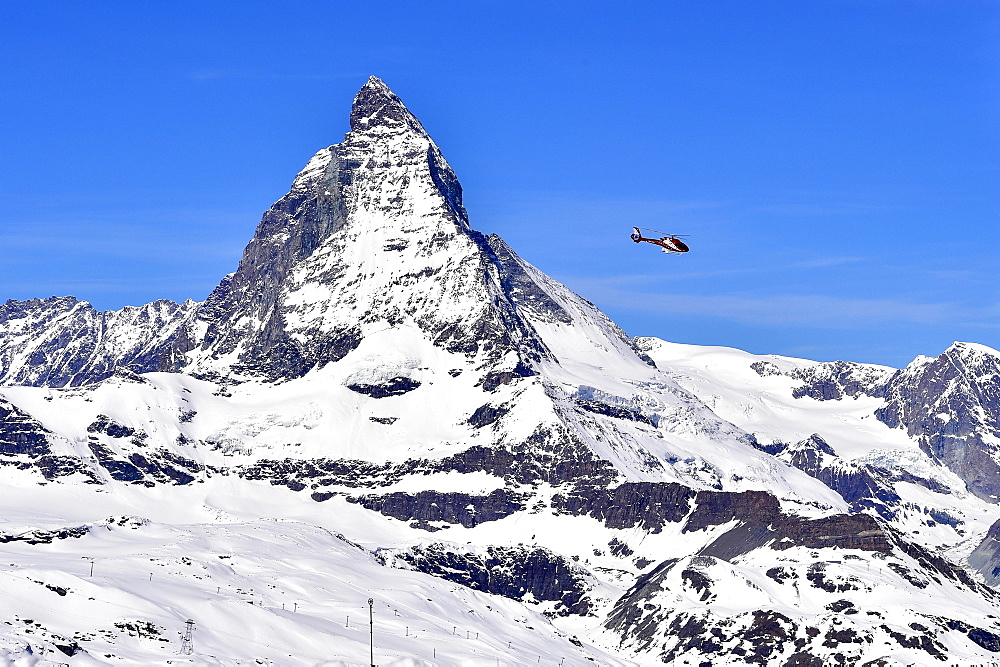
[574,399,655,425]
[346,377,421,398]
[86,437,200,486]
[0,398,52,457]
[790,360,894,401]
[553,482,695,533]
[767,434,902,518]
[0,525,89,544]
[0,399,99,482]
[398,542,593,615]
[249,426,619,502]
[969,518,1000,585]
[876,343,1000,501]
[487,235,572,325]
[348,488,525,530]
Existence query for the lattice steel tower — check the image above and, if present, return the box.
[180,619,195,655]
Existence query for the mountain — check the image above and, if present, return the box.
[877,342,1000,503]
[0,297,195,387]
[1,77,1000,665]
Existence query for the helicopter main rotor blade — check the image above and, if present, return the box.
[638,227,687,237]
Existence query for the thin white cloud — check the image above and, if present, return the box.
[185,69,364,83]
[791,256,863,269]
[0,211,251,259]
[567,279,968,329]
[555,255,868,284]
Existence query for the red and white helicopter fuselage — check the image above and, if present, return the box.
[630,227,689,254]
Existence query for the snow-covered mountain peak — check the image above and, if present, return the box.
[905,354,936,370]
[874,339,1000,501]
[179,77,552,381]
[946,340,1000,363]
[349,76,430,138]
[0,78,610,385]
[896,342,1000,379]
[889,340,1000,399]
[0,296,197,387]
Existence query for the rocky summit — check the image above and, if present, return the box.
[1,78,1000,665]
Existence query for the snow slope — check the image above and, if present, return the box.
[2,78,1000,665]
[638,338,1000,552]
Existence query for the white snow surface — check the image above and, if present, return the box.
[638,338,1000,542]
[2,78,1000,664]
[3,329,999,663]
[0,488,627,666]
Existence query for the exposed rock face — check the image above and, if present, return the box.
[486,235,572,325]
[247,436,619,501]
[789,360,895,401]
[348,489,526,530]
[0,525,89,545]
[876,343,1000,501]
[345,376,421,397]
[605,547,995,666]
[751,343,1000,504]
[0,397,98,482]
[185,76,555,382]
[553,481,694,532]
[0,298,195,387]
[967,518,1000,585]
[84,437,200,487]
[0,397,51,458]
[765,434,902,518]
[770,514,891,554]
[552,479,893,558]
[397,542,594,616]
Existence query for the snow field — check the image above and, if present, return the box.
[0,514,632,666]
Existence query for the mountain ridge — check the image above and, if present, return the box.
[2,77,1000,665]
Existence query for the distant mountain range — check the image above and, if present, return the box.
[2,77,999,665]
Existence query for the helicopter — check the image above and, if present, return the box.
[630,227,690,254]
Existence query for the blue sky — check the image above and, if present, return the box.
[2,1,998,367]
